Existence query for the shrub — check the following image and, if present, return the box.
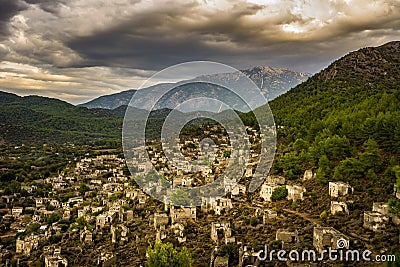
[271,186,288,202]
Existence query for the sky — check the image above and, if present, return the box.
[0,0,399,104]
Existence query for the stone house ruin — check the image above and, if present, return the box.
[172,223,186,243]
[255,208,277,224]
[80,228,93,243]
[372,202,400,225]
[202,197,232,215]
[16,235,39,256]
[329,182,352,198]
[97,253,117,267]
[302,170,314,181]
[313,227,349,253]
[266,175,286,185]
[44,247,68,267]
[287,185,306,201]
[154,213,169,229]
[394,184,400,199]
[238,245,260,267]
[276,229,299,249]
[364,211,389,232]
[153,213,169,241]
[96,211,117,229]
[211,222,235,245]
[111,225,129,243]
[330,201,349,215]
[231,184,246,196]
[11,207,23,217]
[373,202,388,214]
[210,247,229,267]
[260,183,280,202]
[170,206,196,224]
[213,256,229,267]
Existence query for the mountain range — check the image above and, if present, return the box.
[80,66,311,110]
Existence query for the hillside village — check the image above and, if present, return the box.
[0,0,400,262]
[0,124,399,266]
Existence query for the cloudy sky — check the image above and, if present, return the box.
[0,0,399,104]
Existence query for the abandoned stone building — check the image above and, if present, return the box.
[266,175,286,185]
[15,235,39,257]
[97,252,117,267]
[44,247,68,267]
[173,176,193,187]
[329,182,352,198]
[77,209,87,219]
[231,184,246,196]
[373,202,388,215]
[11,207,23,217]
[372,202,400,225]
[211,222,235,245]
[170,206,196,224]
[255,208,278,224]
[330,201,349,215]
[120,210,134,222]
[80,228,93,243]
[287,185,306,201]
[213,256,229,267]
[238,245,260,267]
[259,183,280,202]
[363,211,389,232]
[154,213,169,229]
[181,177,193,187]
[172,223,186,243]
[395,184,400,199]
[210,247,229,267]
[96,211,117,229]
[302,170,314,181]
[276,229,299,249]
[202,197,232,215]
[313,227,349,253]
[63,208,71,220]
[111,225,129,244]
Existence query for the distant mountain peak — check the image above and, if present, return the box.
[80,66,311,110]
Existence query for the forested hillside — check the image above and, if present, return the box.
[0,92,122,146]
[269,41,399,194]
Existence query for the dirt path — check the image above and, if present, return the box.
[282,208,321,226]
[235,198,321,226]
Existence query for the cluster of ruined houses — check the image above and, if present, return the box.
[209,218,351,266]
[130,141,232,187]
[1,154,153,266]
[363,192,400,232]
[327,180,400,231]
[15,240,68,267]
[128,125,267,190]
[151,180,249,245]
[260,169,400,231]
[153,205,197,243]
[207,170,400,267]
[146,169,359,267]
[2,140,399,267]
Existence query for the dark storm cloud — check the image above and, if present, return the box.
[66,2,269,70]
[64,0,400,73]
[23,0,67,14]
[0,0,27,39]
